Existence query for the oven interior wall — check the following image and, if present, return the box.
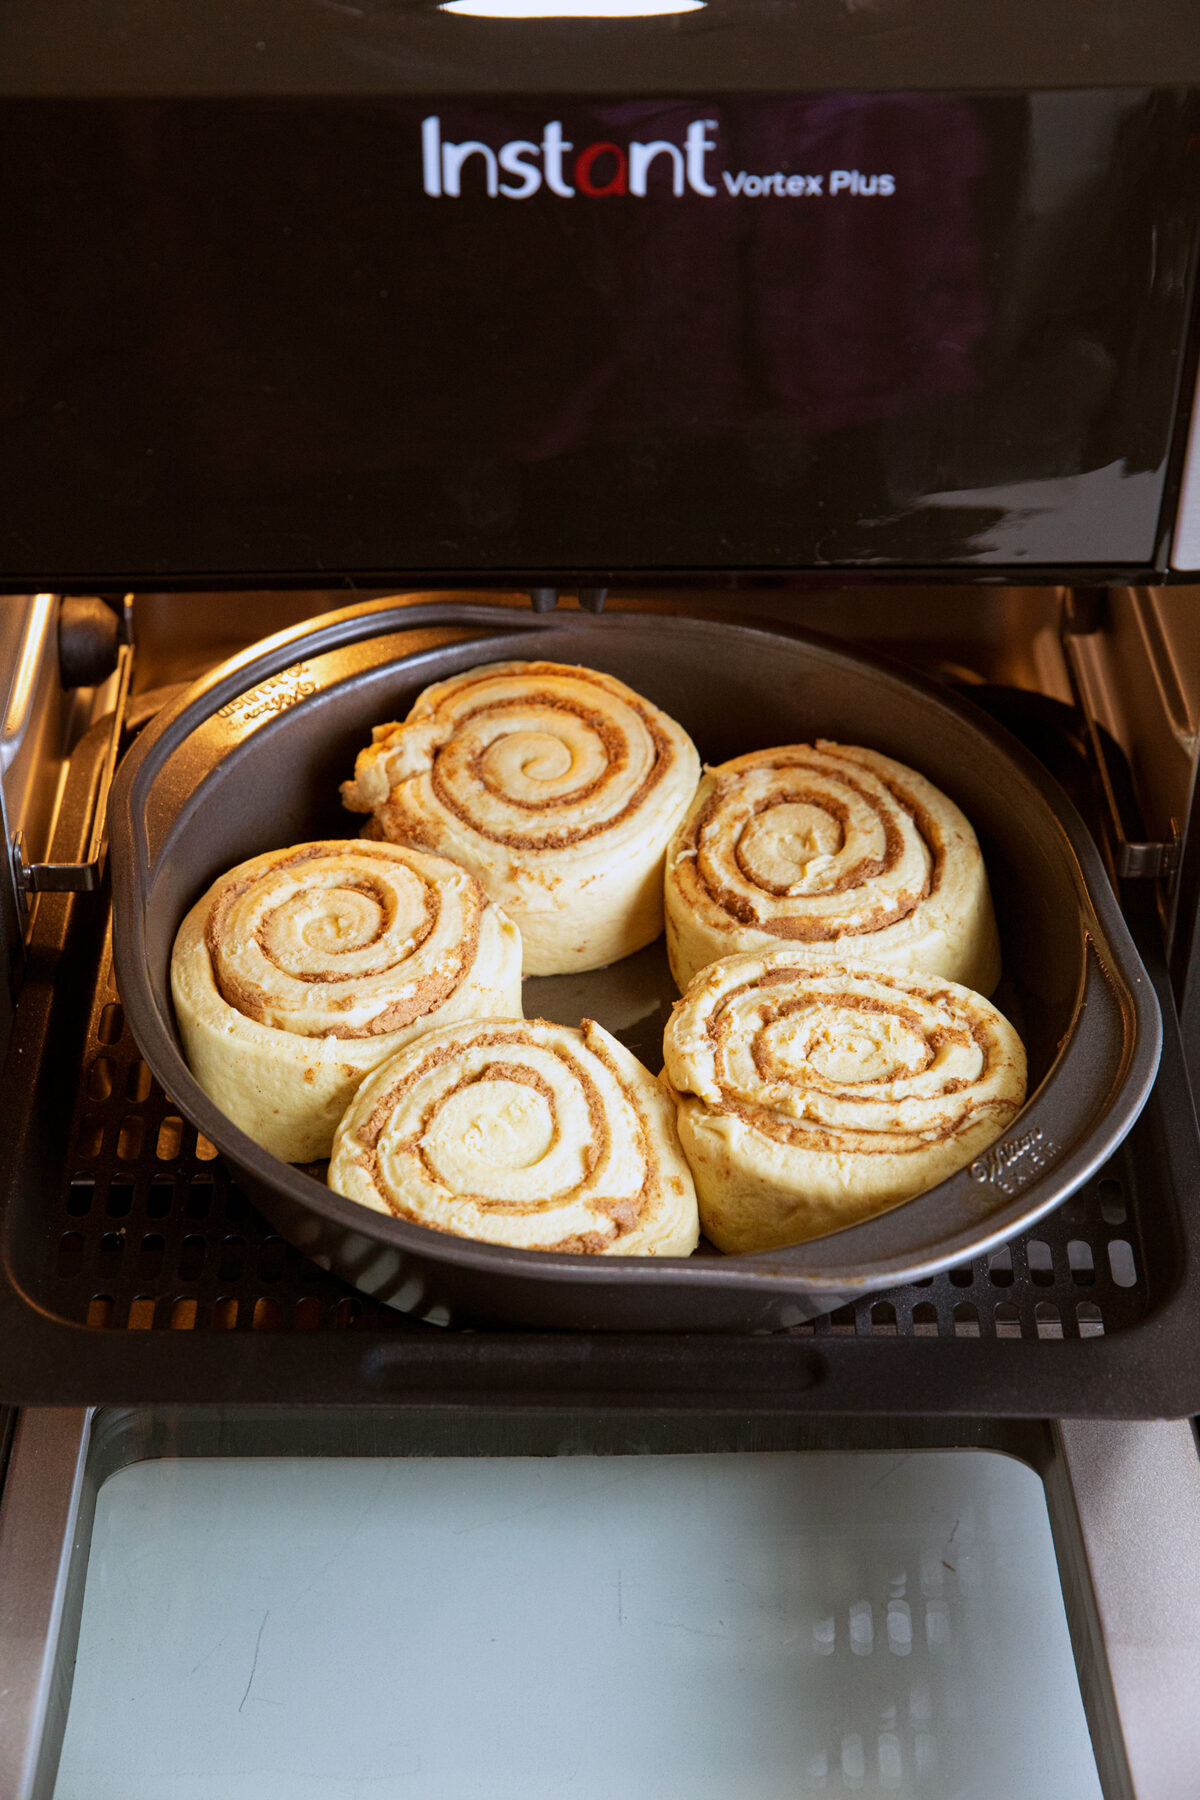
[128,585,1069,700]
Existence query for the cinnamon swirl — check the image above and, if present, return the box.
[171,840,523,1162]
[665,742,1000,994]
[663,952,1026,1252]
[328,1017,700,1256]
[341,661,701,975]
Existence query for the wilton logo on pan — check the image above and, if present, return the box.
[969,1126,1056,1196]
[421,116,895,201]
[216,665,318,728]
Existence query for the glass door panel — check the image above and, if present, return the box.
[54,1448,1099,1800]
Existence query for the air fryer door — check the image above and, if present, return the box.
[3,1405,1199,1800]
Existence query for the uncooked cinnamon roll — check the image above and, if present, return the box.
[663,952,1026,1252]
[171,840,523,1163]
[328,1017,699,1256]
[665,742,1000,994]
[341,661,700,975]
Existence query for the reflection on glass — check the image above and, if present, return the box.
[54,1449,1101,1800]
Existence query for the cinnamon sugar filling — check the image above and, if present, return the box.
[204,843,485,1039]
[416,672,678,851]
[463,697,629,811]
[679,754,947,940]
[693,970,1012,1154]
[349,1021,663,1248]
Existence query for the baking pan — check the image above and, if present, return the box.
[107,597,1161,1331]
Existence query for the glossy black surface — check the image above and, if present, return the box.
[1,90,1198,582]
[4,0,1200,97]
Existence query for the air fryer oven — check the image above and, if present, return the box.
[4,582,1200,1799]
[5,1,1200,1793]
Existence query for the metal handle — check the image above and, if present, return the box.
[0,1408,94,1800]
[12,641,133,899]
[1048,1418,1200,1800]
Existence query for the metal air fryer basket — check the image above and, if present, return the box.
[107,597,1162,1331]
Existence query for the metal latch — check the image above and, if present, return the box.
[11,640,133,901]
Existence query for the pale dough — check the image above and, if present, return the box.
[329,1016,699,1256]
[341,660,700,975]
[663,950,1026,1253]
[171,839,523,1163]
[665,741,1001,994]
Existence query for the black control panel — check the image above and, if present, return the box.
[1,88,1198,581]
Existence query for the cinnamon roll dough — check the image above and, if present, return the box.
[171,840,523,1163]
[665,742,1001,994]
[341,661,701,975]
[663,952,1026,1253]
[328,1016,699,1256]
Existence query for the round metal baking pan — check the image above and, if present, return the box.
[108,596,1162,1331]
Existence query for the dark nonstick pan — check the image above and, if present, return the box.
[108,596,1161,1331]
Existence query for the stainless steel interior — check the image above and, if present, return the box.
[0,596,117,1057]
[127,585,1069,698]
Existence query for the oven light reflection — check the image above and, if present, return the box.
[440,0,704,15]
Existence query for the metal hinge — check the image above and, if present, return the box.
[1060,596,1180,889]
[11,641,133,901]
[1115,832,1180,881]
[529,587,608,614]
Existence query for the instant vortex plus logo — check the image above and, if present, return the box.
[421,116,896,201]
